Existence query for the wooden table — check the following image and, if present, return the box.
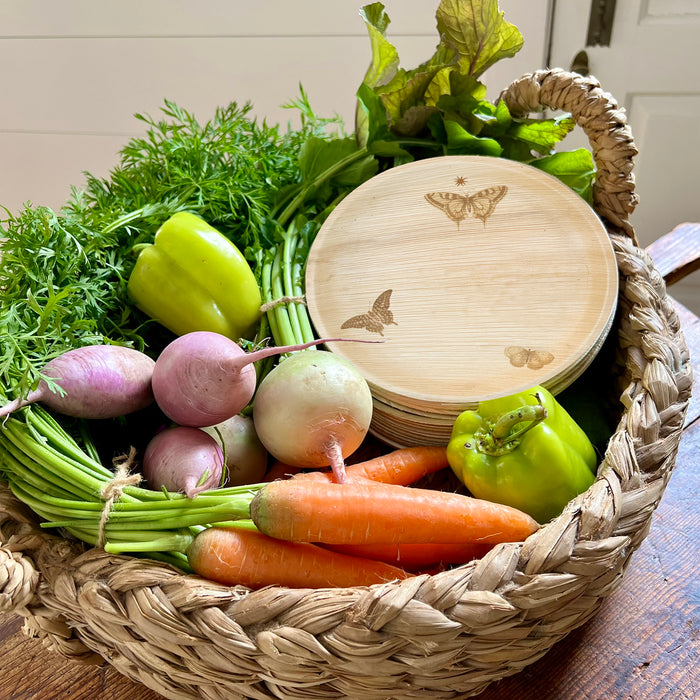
[1,225,698,699]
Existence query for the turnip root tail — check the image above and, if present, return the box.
[325,439,348,484]
[0,390,41,420]
[226,337,380,372]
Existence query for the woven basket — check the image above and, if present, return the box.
[0,69,693,700]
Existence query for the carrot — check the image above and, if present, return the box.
[188,526,410,589]
[345,445,449,484]
[250,480,540,546]
[292,445,449,485]
[322,542,494,571]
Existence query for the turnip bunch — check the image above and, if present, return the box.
[0,332,377,498]
[148,333,376,490]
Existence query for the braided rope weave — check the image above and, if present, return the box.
[0,69,692,700]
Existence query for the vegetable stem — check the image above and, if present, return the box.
[477,393,549,456]
[270,246,297,346]
[282,224,305,343]
[275,147,370,227]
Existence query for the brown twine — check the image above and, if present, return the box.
[259,295,306,314]
[97,447,142,549]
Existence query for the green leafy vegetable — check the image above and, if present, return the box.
[76,99,324,253]
[436,0,524,77]
[355,3,400,147]
[530,149,596,204]
[355,0,594,193]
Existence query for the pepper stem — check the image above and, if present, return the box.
[476,393,548,456]
[130,243,152,255]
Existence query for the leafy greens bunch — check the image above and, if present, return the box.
[354,1,594,200]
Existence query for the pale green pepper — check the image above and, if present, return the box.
[127,212,262,341]
[447,386,598,524]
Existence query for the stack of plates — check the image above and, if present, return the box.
[305,156,618,447]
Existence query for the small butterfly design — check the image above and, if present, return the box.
[505,346,555,370]
[425,185,508,228]
[341,289,397,336]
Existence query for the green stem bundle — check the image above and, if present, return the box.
[260,217,319,348]
[0,405,262,556]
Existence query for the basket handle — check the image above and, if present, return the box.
[499,68,639,243]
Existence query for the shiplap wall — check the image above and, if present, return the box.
[0,0,548,213]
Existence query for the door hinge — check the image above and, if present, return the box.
[586,0,617,47]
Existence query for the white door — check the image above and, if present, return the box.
[549,0,700,314]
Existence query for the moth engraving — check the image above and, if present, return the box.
[341,289,397,336]
[505,346,555,370]
[425,185,508,228]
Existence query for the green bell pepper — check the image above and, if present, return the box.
[127,212,262,341]
[446,386,597,524]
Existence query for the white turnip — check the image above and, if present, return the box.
[142,425,224,497]
[201,414,268,486]
[151,331,355,428]
[0,345,155,420]
[252,350,373,484]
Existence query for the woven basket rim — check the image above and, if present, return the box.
[0,68,694,700]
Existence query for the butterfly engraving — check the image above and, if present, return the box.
[505,346,555,370]
[425,185,508,228]
[341,289,397,336]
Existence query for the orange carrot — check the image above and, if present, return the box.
[250,480,540,546]
[188,527,410,589]
[322,542,494,571]
[292,445,449,485]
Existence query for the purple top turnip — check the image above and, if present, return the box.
[142,425,224,497]
[150,331,356,428]
[0,345,156,420]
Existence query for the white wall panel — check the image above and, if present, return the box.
[0,37,378,134]
[1,0,439,37]
[0,132,128,210]
[0,1,548,214]
[631,94,700,246]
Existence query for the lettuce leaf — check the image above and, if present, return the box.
[530,149,596,204]
[435,0,524,77]
[350,1,594,201]
[355,3,400,146]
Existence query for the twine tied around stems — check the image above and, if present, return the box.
[259,295,306,314]
[97,447,142,549]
